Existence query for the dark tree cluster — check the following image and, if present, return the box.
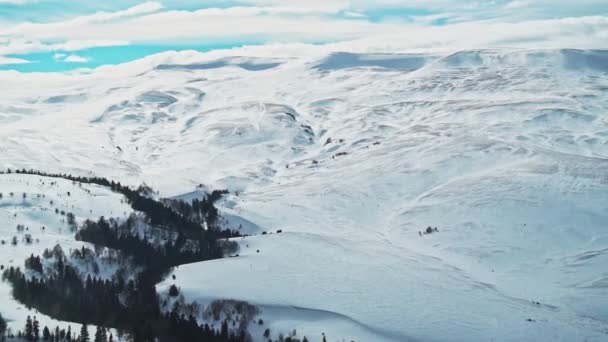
[4,168,238,240]
[10,315,114,342]
[163,197,220,228]
[154,312,247,342]
[75,216,234,268]
[0,313,6,341]
[208,190,229,203]
[3,265,126,327]
[0,169,257,341]
[3,263,248,342]
[25,254,43,273]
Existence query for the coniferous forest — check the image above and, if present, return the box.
[1,169,250,342]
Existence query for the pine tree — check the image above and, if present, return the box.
[42,327,50,341]
[33,316,40,341]
[94,326,107,342]
[79,324,89,342]
[168,284,179,297]
[220,321,229,340]
[25,316,34,341]
[0,313,6,341]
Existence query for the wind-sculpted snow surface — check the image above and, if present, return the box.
[1,49,608,341]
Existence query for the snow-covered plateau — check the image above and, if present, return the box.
[1,48,608,341]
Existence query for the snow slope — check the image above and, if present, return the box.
[0,174,132,337]
[2,48,608,341]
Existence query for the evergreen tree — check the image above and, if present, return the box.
[42,327,51,341]
[79,324,89,342]
[220,321,229,340]
[25,316,34,341]
[33,316,40,341]
[168,284,179,297]
[93,326,107,342]
[0,313,6,341]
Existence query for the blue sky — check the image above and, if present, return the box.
[0,0,606,72]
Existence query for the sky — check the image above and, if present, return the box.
[0,0,606,72]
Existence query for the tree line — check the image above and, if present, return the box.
[75,215,238,269]
[3,264,249,342]
[1,168,238,240]
[1,169,249,341]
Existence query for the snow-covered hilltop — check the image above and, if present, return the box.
[1,48,608,341]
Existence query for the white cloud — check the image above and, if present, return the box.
[505,1,531,9]
[330,16,607,53]
[98,15,608,70]
[50,52,91,63]
[0,39,130,56]
[0,55,30,64]
[0,5,403,45]
[10,5,605,49]
[62,54,90,63]
[0,0,35,4]
[343,11,366,18]
[4,1,163,37]
[0,0,607,66]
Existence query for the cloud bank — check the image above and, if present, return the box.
[0,0,606,69]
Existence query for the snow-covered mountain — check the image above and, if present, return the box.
[1,48,608,341]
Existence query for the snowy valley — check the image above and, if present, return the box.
[0,48,607,341]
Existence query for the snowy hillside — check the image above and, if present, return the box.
[1,48,608,341]
[0,174,132,338]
